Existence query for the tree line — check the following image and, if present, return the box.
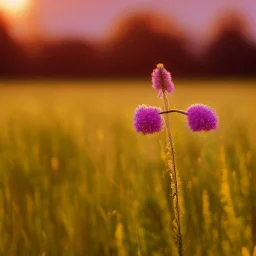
[0,12,256,79]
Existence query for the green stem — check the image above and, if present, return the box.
[162,94,183,256]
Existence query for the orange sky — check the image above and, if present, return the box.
[2,0,256,41]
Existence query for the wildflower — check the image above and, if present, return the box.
[133,105,164,135]
[186,104,218,132]
[133,63,219,256]
[152,63,174,97]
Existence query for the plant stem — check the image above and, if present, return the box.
[163,93,183,256]
[159,110,188,116]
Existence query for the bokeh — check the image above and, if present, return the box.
[0,0,256,78]
[0,1,256,256]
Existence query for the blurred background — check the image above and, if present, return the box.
[0,0,256,79]
[1,1,256,256]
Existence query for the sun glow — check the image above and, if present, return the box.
[0,0,29,14]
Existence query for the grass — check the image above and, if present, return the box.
[0,80,256,256]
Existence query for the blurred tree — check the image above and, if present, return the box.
[0,14,27,78]
[102,12,196,78]
[204,12,256,77]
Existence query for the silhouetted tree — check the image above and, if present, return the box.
[0,15,28,78]
[103,12,196,78]
[204,12,256,77]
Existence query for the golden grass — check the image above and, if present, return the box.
[0,80,256,255]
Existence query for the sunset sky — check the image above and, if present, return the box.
[2,0,256,41]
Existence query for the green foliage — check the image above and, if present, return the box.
[0,81,256,256]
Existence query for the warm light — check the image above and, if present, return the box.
[0,0,29,14]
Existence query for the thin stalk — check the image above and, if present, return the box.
[162,93,183,256]
[159,110,188,115]
[136,225,143,256]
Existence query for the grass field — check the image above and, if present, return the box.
[0,80,256,256]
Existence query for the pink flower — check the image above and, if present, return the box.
[151,63,174,97]
[133,105,164,135]
[187,104,218,132]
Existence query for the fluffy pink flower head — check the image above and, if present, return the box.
[187,104,218,132]
[151,63,174,98]
[133,105,164,135]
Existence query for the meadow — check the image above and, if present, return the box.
[0,80,256,256]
